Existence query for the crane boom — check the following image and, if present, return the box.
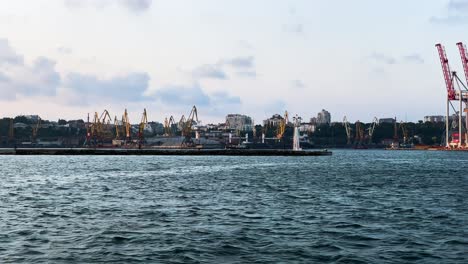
[457,42,468,87]
[436,43,456,100]
[343,116,352,145]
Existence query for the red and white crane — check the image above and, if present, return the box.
[436,43,468,148]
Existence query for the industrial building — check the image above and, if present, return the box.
[225,114,253,132]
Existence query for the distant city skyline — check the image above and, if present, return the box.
[0,0,466,123]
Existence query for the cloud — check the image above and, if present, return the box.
[283,24,304,34]
[211,91,241,105]
[222,56,254,68]
[57,46,72,54]
[121,0,152,13]
[192,56,256,80]
[63,72,150,104]
[152,83,241,109]
[0,39,61,100]
[448,0,468,11]
[369,52,396,65]
[236,71,257,78]
[64,0,152,13]
[153,83,211,106]
[430,0,468,24]
[291,80,305,89]
[192,64,227,80]
[403,54,424,64]
[0,38,24,65]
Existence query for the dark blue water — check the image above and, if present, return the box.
[1,150,467,263]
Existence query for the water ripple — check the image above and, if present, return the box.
[0,150,468,263]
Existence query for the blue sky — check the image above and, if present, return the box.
[0,0,466,123]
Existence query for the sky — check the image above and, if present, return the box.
[0,0,467,124]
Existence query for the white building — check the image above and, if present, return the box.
[424,115,445,123]
[316,109,331,125]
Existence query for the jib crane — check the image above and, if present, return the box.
[114,115,121,139]
[343,116,352,145]
[138,108,148,146]
[181,106,199,147]
[276,111,289,140]
[354,121,365,147]
[367,117,378,144]
[164,116,176,136]
[399,122,409,144]
[123,109,131,142]
[32,117,41,143]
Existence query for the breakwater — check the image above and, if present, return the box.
[0,148,332,156]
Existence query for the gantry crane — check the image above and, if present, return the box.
[436,43,468,148]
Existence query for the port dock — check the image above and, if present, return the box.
[0,148,332,156]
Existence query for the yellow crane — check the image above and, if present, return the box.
[182,106,199,147]
[138,108,148,145]
[400,122,409,144]
[276,111,289,140]
[164,116,176,136]
[123,109,131,141]
[355,120,365,146]
[178,115,186,132]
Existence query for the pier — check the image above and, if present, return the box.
[0,148,332,156]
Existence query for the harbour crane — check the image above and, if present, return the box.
[276,111,289,140]
[114,115,120,139]
[123,109,131,142]
[178,115,186,132]
[164,116,176,136]
[354,121,365,147]
[367,117,379,144]
[32,117,41,143]
[399,122,409,144]
[343,116,352,145]
[181,106,199,147]
[138,108,148,147]
[436,43,468,148]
